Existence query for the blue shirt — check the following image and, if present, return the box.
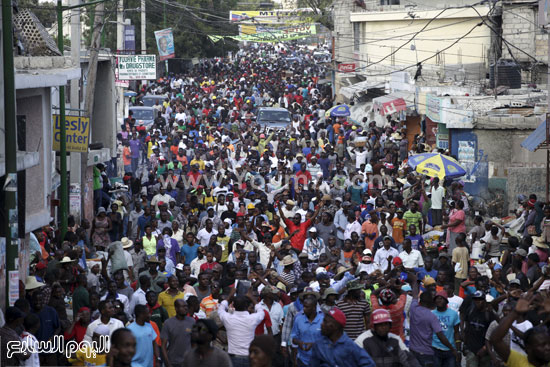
[409,299,442,355]
[415,268,438,283]
[291,311,324,365]
[33,305,60,342]
[432,308,459,351]
[405,234,424,251]
[180,243,201,265]
[127,322,156,367]
[309,332,375,367]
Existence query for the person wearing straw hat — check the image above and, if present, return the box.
[335,280,370,340]
[121,237,135,283]
[24,275,45,294]
[279,255,297,286]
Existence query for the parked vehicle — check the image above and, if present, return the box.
[129,106,155,127]
[142,94,167,107]
[256,107,291,130]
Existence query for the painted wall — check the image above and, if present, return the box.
[451,128,548,215]
[351,7,492,69]
[16,87,53,232]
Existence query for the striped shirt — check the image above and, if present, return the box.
[199,295,219,318]
[335,298,371,340]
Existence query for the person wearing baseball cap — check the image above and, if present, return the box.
[432,290,460,366]
[309,307,375,366]
[302,227,326,262]
[359,309,412,367]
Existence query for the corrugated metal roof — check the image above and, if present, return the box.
[521,118,547,152]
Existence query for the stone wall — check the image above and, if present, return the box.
[507,167,546,208]
[501,2,548,84]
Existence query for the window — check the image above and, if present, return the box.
[353,22,360,52]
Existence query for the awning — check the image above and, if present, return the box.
[521,117,547,152]
[372,91,414,116]
[339,80,385,100]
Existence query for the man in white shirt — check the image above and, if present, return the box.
[190,247,207,277]
[344,213,362,240]
[21,314,40,367]
[196,219,218,247]
[430,177,445,226]
[259,286,284,335]
[347,145,368,170]
[302,228,326,262]
[399,238,424,269]
[356,249,381,275]
[218,288,265,366]
[129,275,150,317]
[101,278,130,315]
[84,300,125,347]
[151,187,172,211]
[374,238,400,271]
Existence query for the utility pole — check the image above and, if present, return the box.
[70,0,82,220]
[84,2,104,126]
[3,0,19,308]
[116,0,124,176]
[331,35,336,99]
[163,0,168,76]
[141,0,146,85]
[57,0,68,239]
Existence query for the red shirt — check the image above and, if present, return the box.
[200,262,219,272]
[370,293,407,341]
[284,218,312,251]
[295,170,312,186]
[63,321,87,343]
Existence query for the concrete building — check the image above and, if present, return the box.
[0,54,80,310]
[333,0,550,215]
[333,0,495,94]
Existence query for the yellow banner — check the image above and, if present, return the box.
[52,115,90,152]
[230,9,314,24]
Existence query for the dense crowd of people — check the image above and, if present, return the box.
[3,43,550,367]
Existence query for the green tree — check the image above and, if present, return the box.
[298,0,333,30]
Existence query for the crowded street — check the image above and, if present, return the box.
[2,1,550,367]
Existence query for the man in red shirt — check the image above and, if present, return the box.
[278,201,323,252]
[295,163,312,186]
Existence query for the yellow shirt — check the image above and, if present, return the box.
[506,349,546,367]
[70,347,107,367]
[190,159,205,170]
[158,290,185,317]
[142,236,157,256]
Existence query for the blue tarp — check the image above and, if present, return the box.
[521,118,547,152]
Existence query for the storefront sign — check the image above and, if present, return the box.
[458,140,476,183]
[436,123,449,149]
[338,63,356,73]
[230,9,314,23]
[124,25,135,53]
[426,94,442,123]
[52,115,90,152]
[117,55,157,80]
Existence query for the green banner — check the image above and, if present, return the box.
[208,35,224,43]
[212,24,316,43]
